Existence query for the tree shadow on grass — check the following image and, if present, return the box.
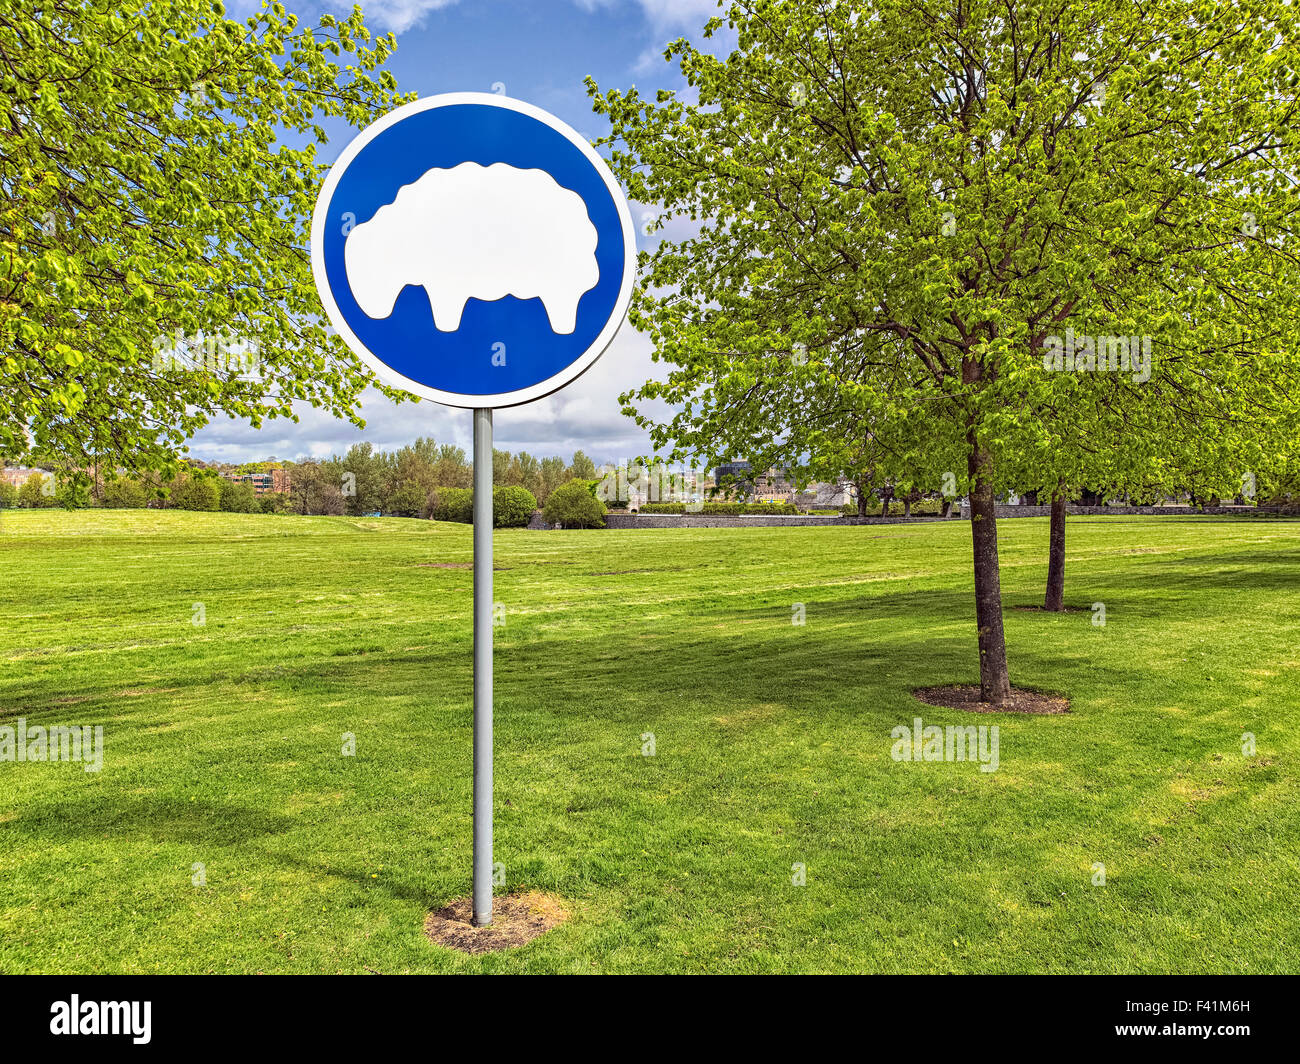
[5,797,296,847]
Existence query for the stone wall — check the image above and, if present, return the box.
[528,505,1291,530]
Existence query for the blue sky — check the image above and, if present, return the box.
[193,0,730,466]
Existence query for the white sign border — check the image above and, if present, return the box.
[310,92,637,409]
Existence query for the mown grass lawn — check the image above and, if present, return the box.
[0,508,1297,973]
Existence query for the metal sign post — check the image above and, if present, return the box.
[472,408,493,925]
[310,93,635,925]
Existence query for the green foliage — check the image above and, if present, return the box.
[170,475,219,512]
[589,0,1300,501]
[17,472,57,508]
[218,478,259,513]
[493,485,537,528]
[386,480,426,518]
[102,477,148,509]
[0,0,411,476]
[569,451,597,481]
[429,487,473,524]
[0,481,15,508]
[55,474,91,509]
[259,492,290,515]
[640,501,798,515]
[543,479,607,528]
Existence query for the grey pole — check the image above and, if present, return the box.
[472,407,493,926]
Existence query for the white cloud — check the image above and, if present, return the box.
[189,323,664,465]
[327,0,462,34]
[574,0,724,33]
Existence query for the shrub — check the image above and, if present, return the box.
[543,478,607,528]
[259,493,290,514]
[17,473,58,508]
[639,501,798,516]
[218,479,259,513]
[387,480,426,518]
[0,481,17,508]
[170,475,220,511]
[494,485,537,528]
[102,477,148,509]
[429,487,473,523]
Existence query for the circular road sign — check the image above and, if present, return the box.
[311,93,637,408]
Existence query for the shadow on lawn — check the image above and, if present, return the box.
[6,796,295,847]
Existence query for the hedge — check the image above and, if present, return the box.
[639,501,799,516]
[427,485,537,527]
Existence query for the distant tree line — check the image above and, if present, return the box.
[0,440,602,519]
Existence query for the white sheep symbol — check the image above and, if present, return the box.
[344,162,600,334]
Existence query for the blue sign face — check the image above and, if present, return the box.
[311,94,636,408]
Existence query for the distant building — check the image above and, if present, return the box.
[1,467,43,488]
[795,481,855,509]
[224,469,289,495]
[712,461,754,497]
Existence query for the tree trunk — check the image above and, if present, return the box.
[1044,487,1067,611]
[881,496,889,517]
[968,436,1012,704]
[903,498,912,518]
[856,481,868,519]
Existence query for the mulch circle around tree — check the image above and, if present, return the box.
[424,892,569,954]
[913,685,1071,714]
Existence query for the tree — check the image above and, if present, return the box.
[218,478,258,513]
[387,480,425,517]
[543,479,607,529]
[432,444,471,490]
[591,0,1300,703]
[570,451,597,480]
[539,456,568,503]
[514,452,543,500]
[1,1,409,479]
[493,485,538,527]
[17,472,57,507]
[338,442,385,516]
[0,481,16,508]
[170,474,219,512]
[288,461,343,515]
[102,476,147,509]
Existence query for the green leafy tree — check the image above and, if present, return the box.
[1,0,409,478]
[338,442,385,515]
[539,456,568,504]
[428,486,473,523]
[218,478,258,513]
[569,451,597,481]
[102,476,148,509]
[591,0,1300,703]
[493,485,537,527]
[432,444,471,490]
[17,472,57,507]
[387,480,426,518]
[170,474,219,511]
[0,481,17,508]
[543,479,607,529]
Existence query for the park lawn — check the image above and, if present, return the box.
[0,508,1296,974]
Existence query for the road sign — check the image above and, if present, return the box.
[311,94,635,928]
[310,92,636,408]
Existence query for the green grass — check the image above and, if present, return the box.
[1,507,1297,973]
